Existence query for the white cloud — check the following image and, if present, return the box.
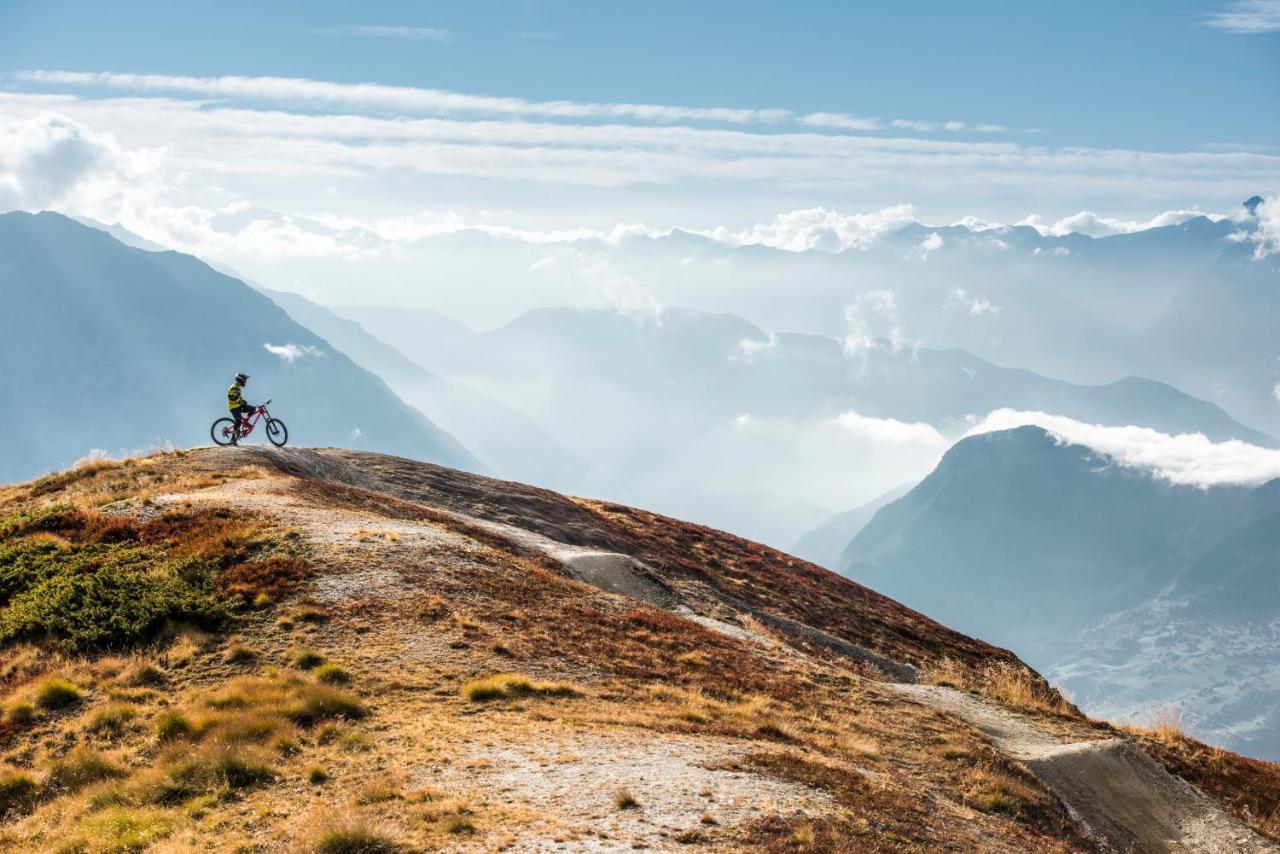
[1206,0,1280,33]
[1019,208,1222,238]
[798,112,885,131]
[734,332,779,361]
[1032,246,1071,257]
[949,287,1001,316]
[705,205,917,252]
[832,410,947,446]
[914,230,944,259]
[843,290,905,356]
[1234,195,1280,258]
[1273,382,1280,402]
[17,70,792,126]
[263,342,326,362]
[714,410,948,510]
[314,25,454,41]
[569,251,663,319]
[0,111,163,213]
[965,409,1280,488]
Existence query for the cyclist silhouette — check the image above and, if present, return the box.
[227,373,256,444]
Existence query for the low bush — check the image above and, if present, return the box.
[0,541,231,652]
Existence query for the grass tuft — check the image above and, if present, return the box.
[87,703,139,738]
[46,748,128,793]
[34,677,84,710]
[614,787,639,810]
[290,647,326,669]
[155,711,195,742]
[5,702,35,725]
[461,673,582,703]
[313,663,352,685]
[312,814,401,854]
[0,770,38,818]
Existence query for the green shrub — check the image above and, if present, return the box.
[0,770,38,818]
[34,678,83,710]
[0,505,82,541]
[313,663,352,685]
[0,549,231,653]
[307,766,329,784]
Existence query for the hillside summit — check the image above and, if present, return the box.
[0,447,1277,852]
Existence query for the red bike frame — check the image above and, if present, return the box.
[234,400,272,437]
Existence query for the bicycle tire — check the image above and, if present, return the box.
[211,417,237,447]
[266,418,288,447]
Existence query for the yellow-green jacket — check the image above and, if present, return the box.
[228,383,248,411]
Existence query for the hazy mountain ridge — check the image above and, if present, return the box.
[0,211,481,482]
[841,425,1280,759]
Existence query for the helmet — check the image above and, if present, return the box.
[235,373,249,384]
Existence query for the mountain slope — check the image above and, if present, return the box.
[791,483,915,568]
[262,288,581,487]
[328,304,475,372]
[0,212,481,482]
[842,426,1280,760]
[0,448,1275,851]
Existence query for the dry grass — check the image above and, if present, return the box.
[461,673,583,703]
[613,787,639,810]
[310,812,401,854]
[964,767,1042,816]
[33,677,84,711]
[46,748,128,793]
[923,658,1077,717]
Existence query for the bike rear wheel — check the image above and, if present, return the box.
[211,417,237,446]
[266,418,288,447]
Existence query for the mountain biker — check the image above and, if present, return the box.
[227,373,256,444]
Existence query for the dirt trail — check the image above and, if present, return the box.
[892,685,1276,853]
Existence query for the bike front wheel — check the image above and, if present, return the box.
[211,417,237,447]
[266,418,288,447]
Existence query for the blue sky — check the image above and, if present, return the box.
[3,0,1277,151]
[0,0,1277,281]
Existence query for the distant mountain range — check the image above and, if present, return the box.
[262,289,580,487]
[427,304,1273,546]
[0,211,481,483]
[841,425,1280,759]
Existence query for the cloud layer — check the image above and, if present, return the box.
[967,410,1280,488]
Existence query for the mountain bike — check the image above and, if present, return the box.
[211,400,288,447]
